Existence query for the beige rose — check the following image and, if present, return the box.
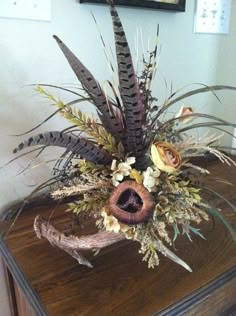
[151,142,181,173]
[175,106,193,123]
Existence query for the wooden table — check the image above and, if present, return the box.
[0,160,236,316]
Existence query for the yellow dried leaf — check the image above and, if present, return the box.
[130,169,143,184]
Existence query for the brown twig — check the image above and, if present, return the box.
[33,215,125,268]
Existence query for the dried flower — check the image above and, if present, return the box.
[111,157,136,186]
[142,167,160,192]
[175,106,193,123]
[130,168,143,184]
[159,195,169,205]
[101,208,135,237]
[151,142,181,173]
[101,210,121,233]
[122,226,134,239]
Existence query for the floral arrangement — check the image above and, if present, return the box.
[8,2,236,271]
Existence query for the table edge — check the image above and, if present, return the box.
[0,237,48,316]
[157,266,236,316]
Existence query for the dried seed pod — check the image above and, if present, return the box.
[109,181,155,225]
[159,195,169,205]
[155,204,163,214]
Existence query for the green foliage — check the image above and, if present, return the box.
[181,223,205,242]
[66,108,124,158]
[36,85,124,158]
[36,85,65,109]
[168,178,202,204]
[78,160,109,175]
[67,195,109,216]
[172,222,180,242]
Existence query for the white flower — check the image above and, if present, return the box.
[111,157,136,186]
[125,157,136,165]
[101,210,121,233]
[142,167,160,192]
[111,159,117,171]
[101,210,134,238]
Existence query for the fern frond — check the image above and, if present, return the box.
[64,109,124,158]
[78,160,110,175]
[36,85,125,158]
[67,194,109,216]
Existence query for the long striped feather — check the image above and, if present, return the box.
[13,131,112,165]
[53,35,125,144]
[108,2,145,166]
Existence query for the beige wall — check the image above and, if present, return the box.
[0,1,235,314]
[212,1,236,147]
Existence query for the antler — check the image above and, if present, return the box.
[34,214,192,272]
[34,215,125,268]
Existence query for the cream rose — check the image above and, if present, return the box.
[151,141,181,173]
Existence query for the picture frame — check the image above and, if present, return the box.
[79,0,186,12]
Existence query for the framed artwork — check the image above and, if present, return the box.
[79,0,186,12]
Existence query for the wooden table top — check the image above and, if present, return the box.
[0,159,236,316]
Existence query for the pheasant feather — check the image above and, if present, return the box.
[53,35,125,144]
[109,2,145,166]
[13,131,112,165]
